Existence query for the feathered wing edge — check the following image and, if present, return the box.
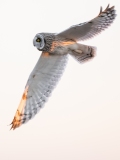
[80,4,116,40]
[56,4,117,41]
[76,4,117,41]
[10,53,68,130]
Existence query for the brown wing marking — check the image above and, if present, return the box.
[42,52,50,57]
[50,40,75,52]
[61,41,75,46]
[50,41,59,52]
[10,86,29,130]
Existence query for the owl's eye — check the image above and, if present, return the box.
[36,38,41,42]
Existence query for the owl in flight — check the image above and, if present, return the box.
[11,5,116,129]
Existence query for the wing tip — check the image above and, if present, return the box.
[10,86,29,130]
[9,117,21,130]
[98,4,116,16]
[98,6,102,15]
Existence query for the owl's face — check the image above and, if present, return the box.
[33,33,45,51]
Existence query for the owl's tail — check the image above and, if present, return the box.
[69,43,97,63]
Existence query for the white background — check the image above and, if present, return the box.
[0,0,120,160]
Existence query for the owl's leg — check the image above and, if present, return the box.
[69,43,96,63]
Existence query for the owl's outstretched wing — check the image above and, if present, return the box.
[57,5,116,41]
[10,52,68,130]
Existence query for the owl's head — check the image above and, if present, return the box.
[33,33,45,51]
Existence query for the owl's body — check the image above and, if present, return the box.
[11,5,116,129]
[34,33,74,54]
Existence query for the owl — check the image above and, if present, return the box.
[10,5,116,129]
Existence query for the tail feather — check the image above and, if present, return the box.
[69,43,97,63]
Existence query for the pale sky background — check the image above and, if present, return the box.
[0,0,120,160]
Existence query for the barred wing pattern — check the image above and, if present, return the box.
[57,5,116,41]
[11,53,68,129]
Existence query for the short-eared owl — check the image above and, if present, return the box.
[11,5,116,129]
